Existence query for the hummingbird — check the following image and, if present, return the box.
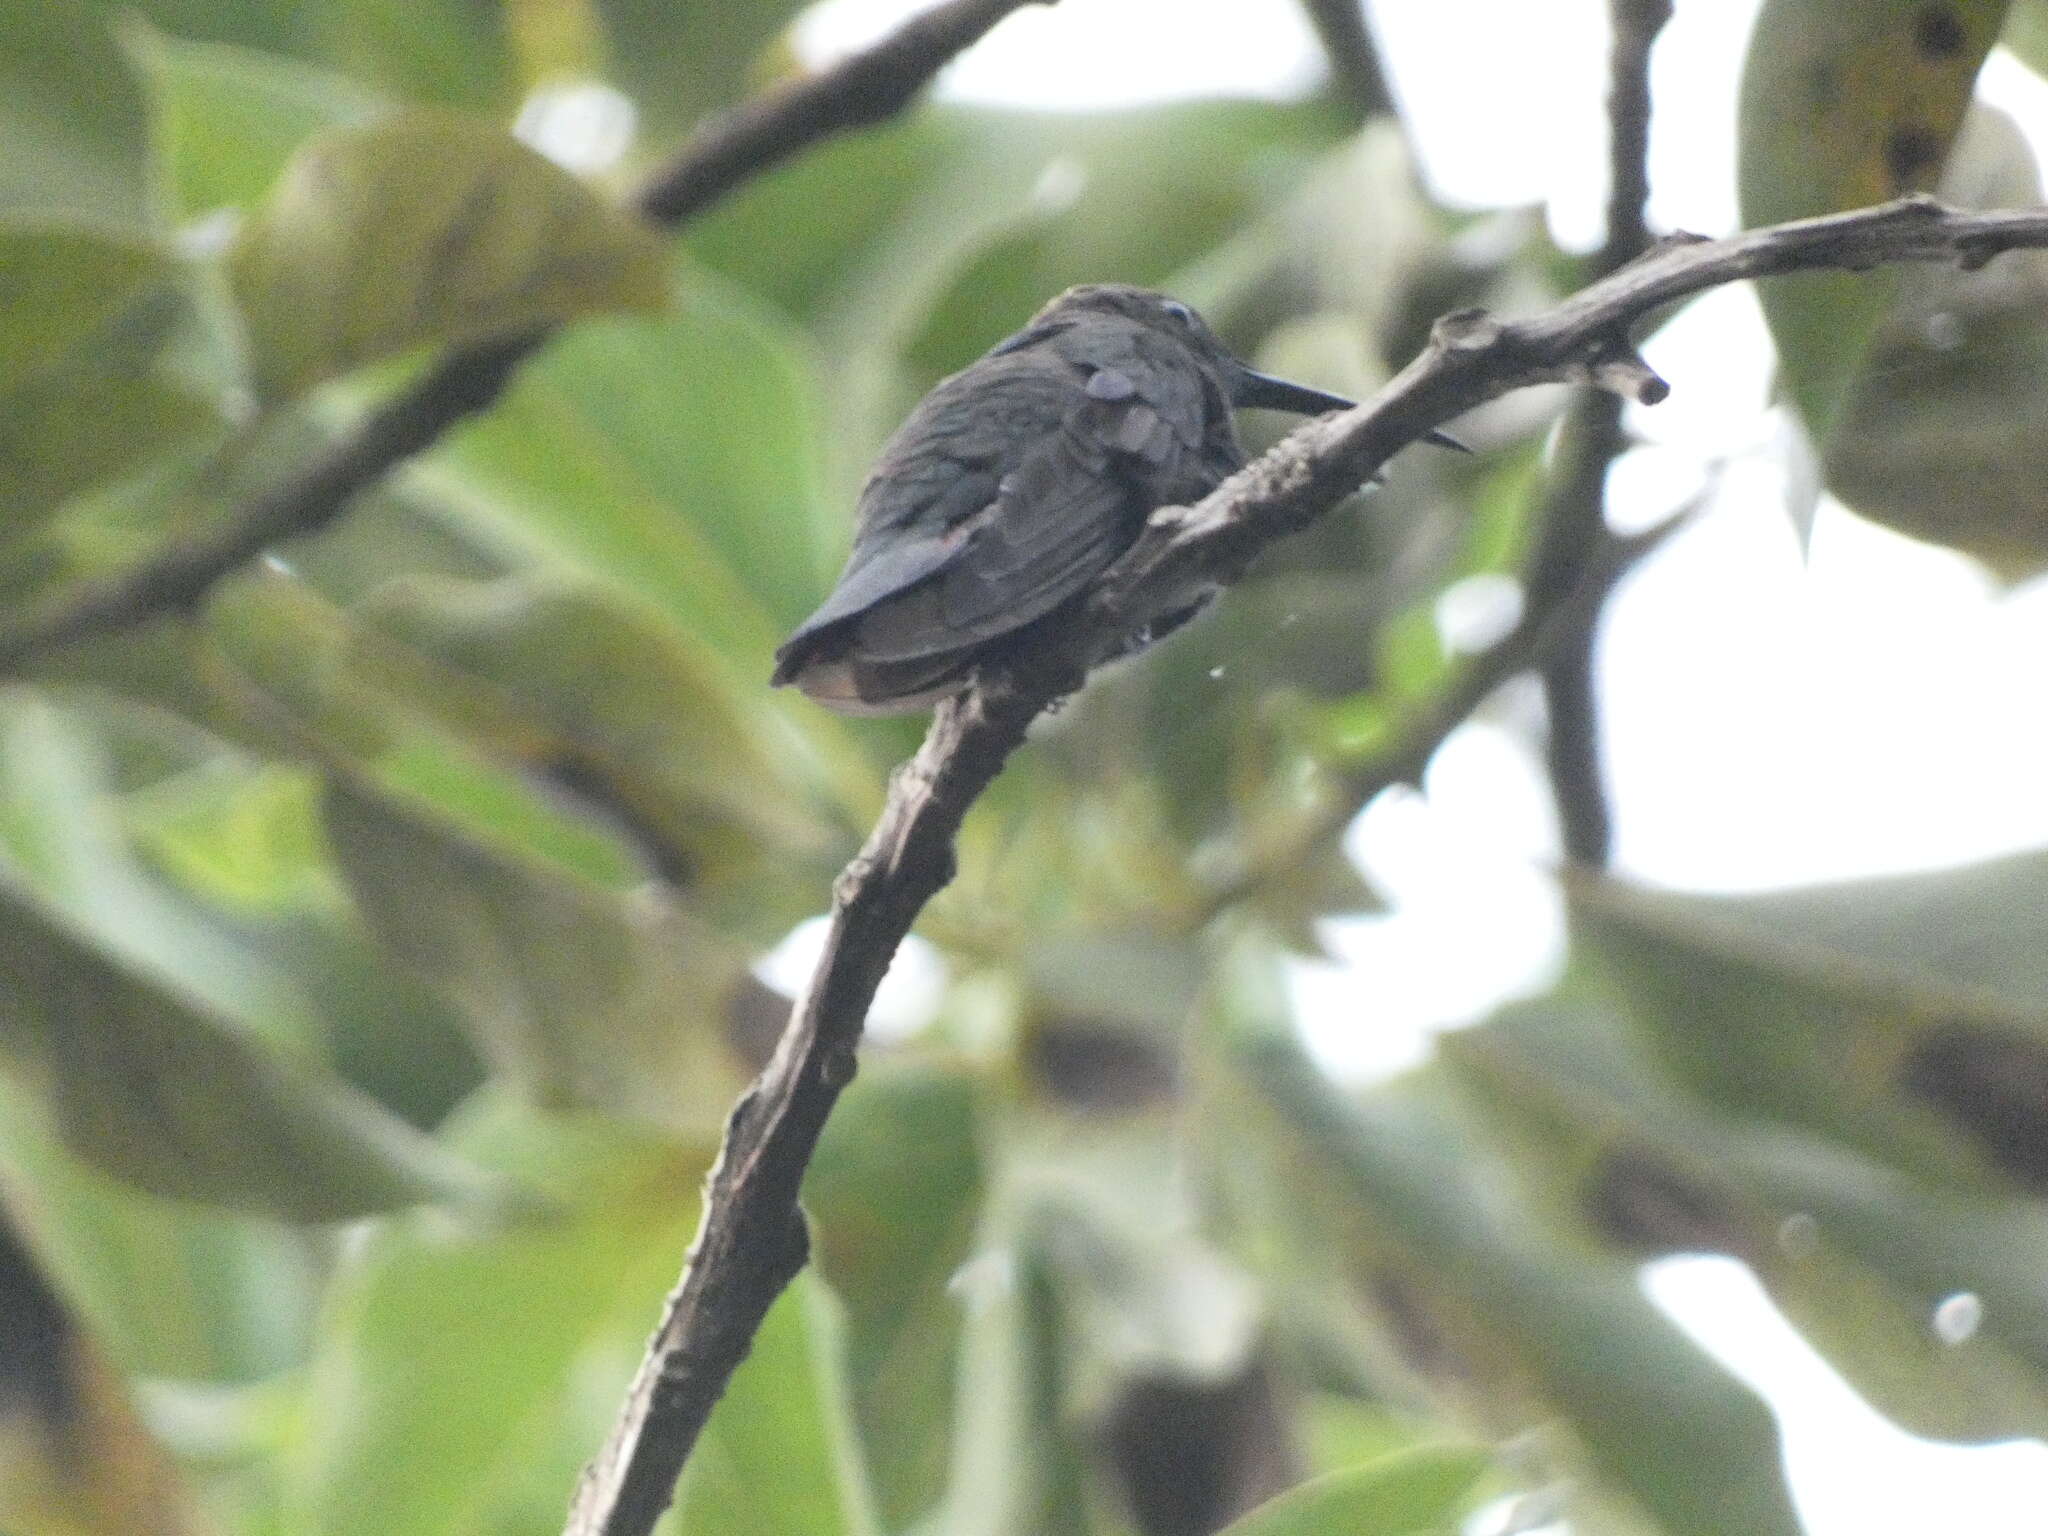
[772,284,1457,714]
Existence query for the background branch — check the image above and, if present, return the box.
[567,193,2048,1536]
[0,0,1052,672]
[1536,0,1673,868]
[1195,491,1691,921]
[1297,0,1397,122]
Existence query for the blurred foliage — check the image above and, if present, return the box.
[1741,0,2048,572]
[2,1,2047,1535]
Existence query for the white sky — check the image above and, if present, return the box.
[788,2,2048,1530]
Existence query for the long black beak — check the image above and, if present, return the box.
[1228,362,1471,453]
[1229,363,1353,416]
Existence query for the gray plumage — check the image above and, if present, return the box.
[772,284,1420,713]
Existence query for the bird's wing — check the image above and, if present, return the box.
[772,466,1000,666]
[851,384,1182,663]
[776,349,1196,677]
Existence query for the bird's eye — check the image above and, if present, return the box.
[1161,299,1194,327]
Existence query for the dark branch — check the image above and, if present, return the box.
[1598,0,1670,272]
[562,664,1064,1536]
[1533,399,1628,865]
[1538,0,1673,868]
[0,0,1053,672]
[0,334,543,669]
[570,192,2048,1536]
[632,0,1050,225]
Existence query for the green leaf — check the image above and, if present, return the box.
[284,1100,708,1536]
[1738,0,2010,439]
[1650,843,2048,1011]
[322,770,748,1133]
[227,107,668,400]
[1449,990,2048,1446]
[0,1072,316,1382]
[591,0,802,136]
[125,759,337,912]
[1569,861,2048,1195]
[313,0,516,112]
[203,572,757,1129]
[81,0,320,59]
[806,1064,985,1529]
[354,570,833,892]
[413,276,838,647]
[0,225,163,393]
[0,876,491,1219]
[88,0,516,110]
[0,360,219,539]
[1213,1446,1488,1536]
[0,0,156,232]
[922,1205,1097,1536]
[684,98,1347,475]
[2007,0,2048,75]
[401,279,881,817]
[136,30,390,219]
[0,688,493,1219]
[0,225,221,538]
[1212,937,1802,1536]
[681,108,965,325]
[1375,602,1448,702]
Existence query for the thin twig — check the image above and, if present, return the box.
[571,193,2048,1536]
[1538,0,1674,868]
[0,0,1054,671]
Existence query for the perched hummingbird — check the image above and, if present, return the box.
[772,284,1453,714]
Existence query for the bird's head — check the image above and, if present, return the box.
[1024,283,1357,417]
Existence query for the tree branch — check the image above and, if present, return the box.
[1090,199,2048,641]
[567,193,2048,1536]
[0,0,1053,672]
[1538,0,1673,868]
[563,664,1064,1536]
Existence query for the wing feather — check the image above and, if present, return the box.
[778,335,1200,684]
[852,400,1146,662]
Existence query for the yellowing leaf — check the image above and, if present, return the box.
[227,107,668,400]
[1738,0,2011,438]
[1823,106,2048,574]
